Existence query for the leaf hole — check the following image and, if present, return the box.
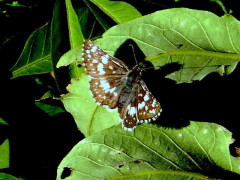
[230,137,240,157]
[60,167,72,179]
[117,164,124,168]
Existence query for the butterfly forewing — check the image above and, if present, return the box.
[83,40,130,109]
[83,40,129,78]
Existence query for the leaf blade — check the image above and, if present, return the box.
[61,76,119,136]
[94,8,240,83]
[89,0,142,24]
[57,122,240,179]
[10,25,53,79]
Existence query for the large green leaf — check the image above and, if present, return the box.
[93,8,240,83]
[10,24,53,79]
[10,0,68,79]
[88,0,142,24]
[61,76,119,136]
[57,122,239,179]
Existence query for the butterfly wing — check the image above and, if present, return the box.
[120,80,162,130]
[83,40,129,108]
[136,80,162,122]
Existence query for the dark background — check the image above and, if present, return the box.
[1,0,240,179]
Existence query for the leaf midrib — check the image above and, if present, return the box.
[146,50,240,61]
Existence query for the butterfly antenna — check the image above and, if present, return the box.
[129,44,138,65]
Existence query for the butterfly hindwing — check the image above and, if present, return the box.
[136,80,161,123]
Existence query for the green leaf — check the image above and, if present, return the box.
[56,46,82,68]
[106,171,211,180]
[88,0,142,24]
[0,139,10,169]
[0,118,9,169]
[210,0,228,14]
[61,76,119,136]
[10,24,53,79]
[94,8,240,83]
[65,0,85,78]
[0,173,24,180]
[57,122,240,179]
[35,102,65,116]
[0,117,8,126]
[66,0,84,48]
[83,0,112,31]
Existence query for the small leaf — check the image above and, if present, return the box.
[35,102,65,116]
[0,117,9,126]
[10,24,53,79]
[0,139,10,169]
[57,122,240,179]
[36,91,53,101]
[89,0,142,24]
[61,76,119,136]
[210,0,228,14]
[95,8,240,83]
[56,46,82,68]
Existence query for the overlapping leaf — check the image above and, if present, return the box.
[61,76,119,136]
[10,24,53,79]
[57,122,239,179]
[94,8,240,83]
[88,0,142,24]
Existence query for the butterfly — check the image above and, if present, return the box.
[82,39,162,131]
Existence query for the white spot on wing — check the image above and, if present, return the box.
[143,94,150,101]
[101,55,109,64]
[129,107,136,116]
[100,80,110,90]
[97,63,105,75]
[109,87,116,93]
[138,101,145,109]
[92,59,98,63]
[91,46,98,53]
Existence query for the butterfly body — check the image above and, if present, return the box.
[82,40,162,130]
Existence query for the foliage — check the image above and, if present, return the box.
[1,0,240,179]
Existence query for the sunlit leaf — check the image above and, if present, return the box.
[88,0,142,24]
[94,8,240,83]
[57,122,239,179]
[61,76,119,136]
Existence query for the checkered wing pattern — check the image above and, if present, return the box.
[120,80,161,130]
[82,40,129,108]
[82,39,162,130]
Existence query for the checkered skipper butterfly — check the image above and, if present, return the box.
[82,39,162,131]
